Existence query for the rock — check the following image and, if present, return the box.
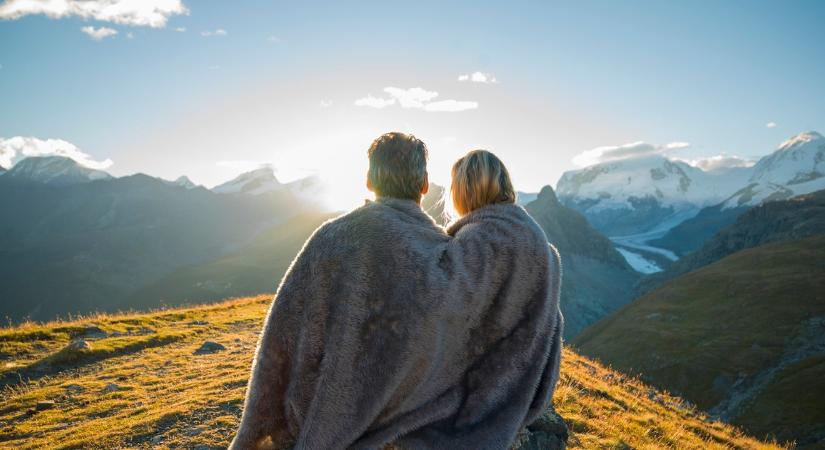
[81,325,106,338]
[150,435,164,444]
[188,320,208,326]
[512,409,568,450]
[184,426,204,436]
[35,400,55,411]
[194,341,226,355]
[102,383,121,393]
[66,339,92,351]
[63,384,85,393]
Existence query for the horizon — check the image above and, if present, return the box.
[2,0,825,209]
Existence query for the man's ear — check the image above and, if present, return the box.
[420,174,429,195]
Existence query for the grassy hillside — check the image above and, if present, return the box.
[575,236,825,447]
[0,297,781,449]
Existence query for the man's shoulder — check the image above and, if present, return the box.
[317,199,445,239]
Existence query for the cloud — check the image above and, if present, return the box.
[0,0,188,28]
[0,136,113,169]
[81,25,117,40]
[423,99,479,112]
[383,87,439,108]
[355,86,478,112]
[354,94,396,109]
[684,155,755,171]
[126,31,134,39]
[457,71,498,83]
[766,122,777,128]
[319,99,333,108]
[572,141,691,167]
[201,28,226,37]
[174,27,186,32]
[267,35,280,43]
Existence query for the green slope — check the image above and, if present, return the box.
[123,211,339,308]
[574,236,825,447]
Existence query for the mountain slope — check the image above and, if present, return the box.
[0,174,306,322]
[0,297,782,449]
[124,211,338,308]
[574,236,825,447]
[639,189,825,295]
[525,186,640,337]
[4,156,112,185]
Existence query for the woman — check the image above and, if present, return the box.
[389,150,564,449]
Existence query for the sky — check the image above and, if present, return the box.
[1,0,824,208]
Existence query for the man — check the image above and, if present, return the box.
[230,132,562,450]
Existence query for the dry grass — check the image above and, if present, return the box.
[0,296,786,449]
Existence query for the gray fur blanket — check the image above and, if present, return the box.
[230,198,563,450]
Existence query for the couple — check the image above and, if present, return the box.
[231,132,564,450]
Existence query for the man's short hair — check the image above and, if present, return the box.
[367,132,428,201]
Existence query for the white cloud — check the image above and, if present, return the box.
[201,28,226,37]
[0,0,188,28]
[383,87,439,108]
[126,31,134,39]
[355,86,478,112]
[81,25,117,40]
[267,35,280,43]
[766,122,777,128]
[0,136,113,169]
[319,99,333,108]
[457,71,498,83]
[423,99,479,112]
[684,155,755,171]
[354,94,396,109]
[174,26,186,32]
[572,141,691,167]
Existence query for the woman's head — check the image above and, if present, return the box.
[450,149,516,216]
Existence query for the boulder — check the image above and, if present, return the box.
[194,341,226,355]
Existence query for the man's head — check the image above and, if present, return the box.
[367,132,429,203]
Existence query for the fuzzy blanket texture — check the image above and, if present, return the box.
[230,198,564,450]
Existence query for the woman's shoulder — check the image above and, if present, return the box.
[448,203,547,243]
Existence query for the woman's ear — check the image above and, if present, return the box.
[366,173,374,193]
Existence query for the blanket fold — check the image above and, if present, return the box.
[230,199,563,450]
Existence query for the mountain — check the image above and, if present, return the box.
[524,186,640,337]
[213,167,282,194]
[0,173,307,323]
[0,164,7,174]
[574,235,825,447]
[166,175,198,189]
[720,131,825,209]
[4,156,112,185]
[0,296,780,449]
[647,203,750,257]
[421,182,449,224]
[638,189,825,295]
[556,155,749,236]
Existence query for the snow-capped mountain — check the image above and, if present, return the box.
[3,156,112,185]
[556,155,750,235]
[212,167,326,205]
[720,131,825,208]
[0,165,7,175]
[213,167,283,195]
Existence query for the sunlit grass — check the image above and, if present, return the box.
[0,296,785,449]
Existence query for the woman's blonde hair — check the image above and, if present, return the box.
[450,149,516,216]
